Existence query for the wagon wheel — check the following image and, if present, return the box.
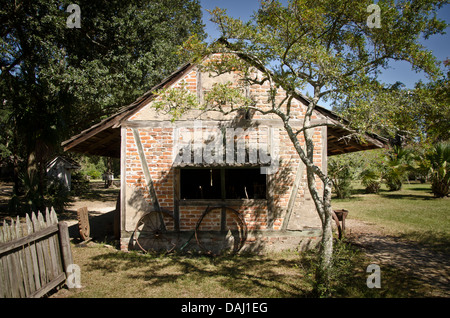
[332,209,348,240]
[195,206,247,255]
[133,209,179,254]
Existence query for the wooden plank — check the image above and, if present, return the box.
[282,159,304,231]
[0,259,5,298]
[46,209,62,280]
[50,208,63,275]
[14,216,28,297]
[38,212,55,283]
[23,222,36,296]
[4,221,19,297]
[322,126,328,176]
[120,127,127,236]
[173,168,180,231]
[0,211,69,298]
[32,212,48,286]
[47,209,61,274]
[26,214,41,292]
[0,224,6,298]
[132,128,161,212]
[28,272,66,298]
[0,221,13,298]
[0,223,59,255]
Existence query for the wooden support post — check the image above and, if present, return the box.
[132,128,161,213]
[282,160,304,231]
[57,221,73,287]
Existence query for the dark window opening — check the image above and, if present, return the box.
[180,168,221,199]
[224,169,266,199]
[180,168,266,200]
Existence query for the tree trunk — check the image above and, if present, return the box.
[321,178,334,264]
[283,113,335,292]
[306,166,334,293]
[316,184,334,289]
[26,143,46,212]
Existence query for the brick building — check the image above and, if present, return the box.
[62,55,386,254]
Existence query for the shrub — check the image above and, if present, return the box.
[424,141,450,198]
[328,156,354,199]
[360,168,382,194]
[300,239,365,297]
[46,177,71,213]
[71,171,90,196]
[383,146,412,191]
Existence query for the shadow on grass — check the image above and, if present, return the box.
[397,230,450,254]
[77,187,120,202]
[86,251,310,297]
[80,240,437,298]
[379,192,434,201]
[407,186,433,192]
[331,195,364,202]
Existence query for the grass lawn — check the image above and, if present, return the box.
[56,242,432,298]
[56,248,313,298]
[52,181,447,298]
[332,182,450,252]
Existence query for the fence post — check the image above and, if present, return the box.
[57,221,73,288]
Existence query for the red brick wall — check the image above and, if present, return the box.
[125,127,175,210]
[124,126,323,232]
[123,64,325,235]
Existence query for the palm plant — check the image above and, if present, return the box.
[384,146,412,191]
[360,168,383,194]
[424,141,450,198]
[328,156,354,199]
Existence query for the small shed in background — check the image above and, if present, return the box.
[46,156,81,191]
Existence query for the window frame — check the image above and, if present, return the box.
[177,166,268,205]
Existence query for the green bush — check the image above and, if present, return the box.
[360,168,382,194]
[71,171,91,196]
[46,177,71,213]
[383,146,413,191]
[79,155,107,180]
[328,156,354,199]
[300,240,366,297]
[424,141,450,198]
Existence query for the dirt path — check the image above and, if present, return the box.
[0,181,119,243]
[344,218,450,297]
[61,186,119,243]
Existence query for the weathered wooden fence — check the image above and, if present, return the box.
[0,208,73,298]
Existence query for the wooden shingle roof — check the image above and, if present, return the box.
[62,60,387,158]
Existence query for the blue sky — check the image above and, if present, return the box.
[199,0,449,106]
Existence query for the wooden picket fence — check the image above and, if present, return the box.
[0,208,73,298]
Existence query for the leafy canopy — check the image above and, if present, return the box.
[0,0,205,157]
[180,0,446,137]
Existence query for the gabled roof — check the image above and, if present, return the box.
[61,63,195,158]
[62,59,387,158]
[46,156,81,170]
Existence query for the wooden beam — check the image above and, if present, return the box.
[132,128,161,212]
[83,129,119,154]
[282,160,304,231]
